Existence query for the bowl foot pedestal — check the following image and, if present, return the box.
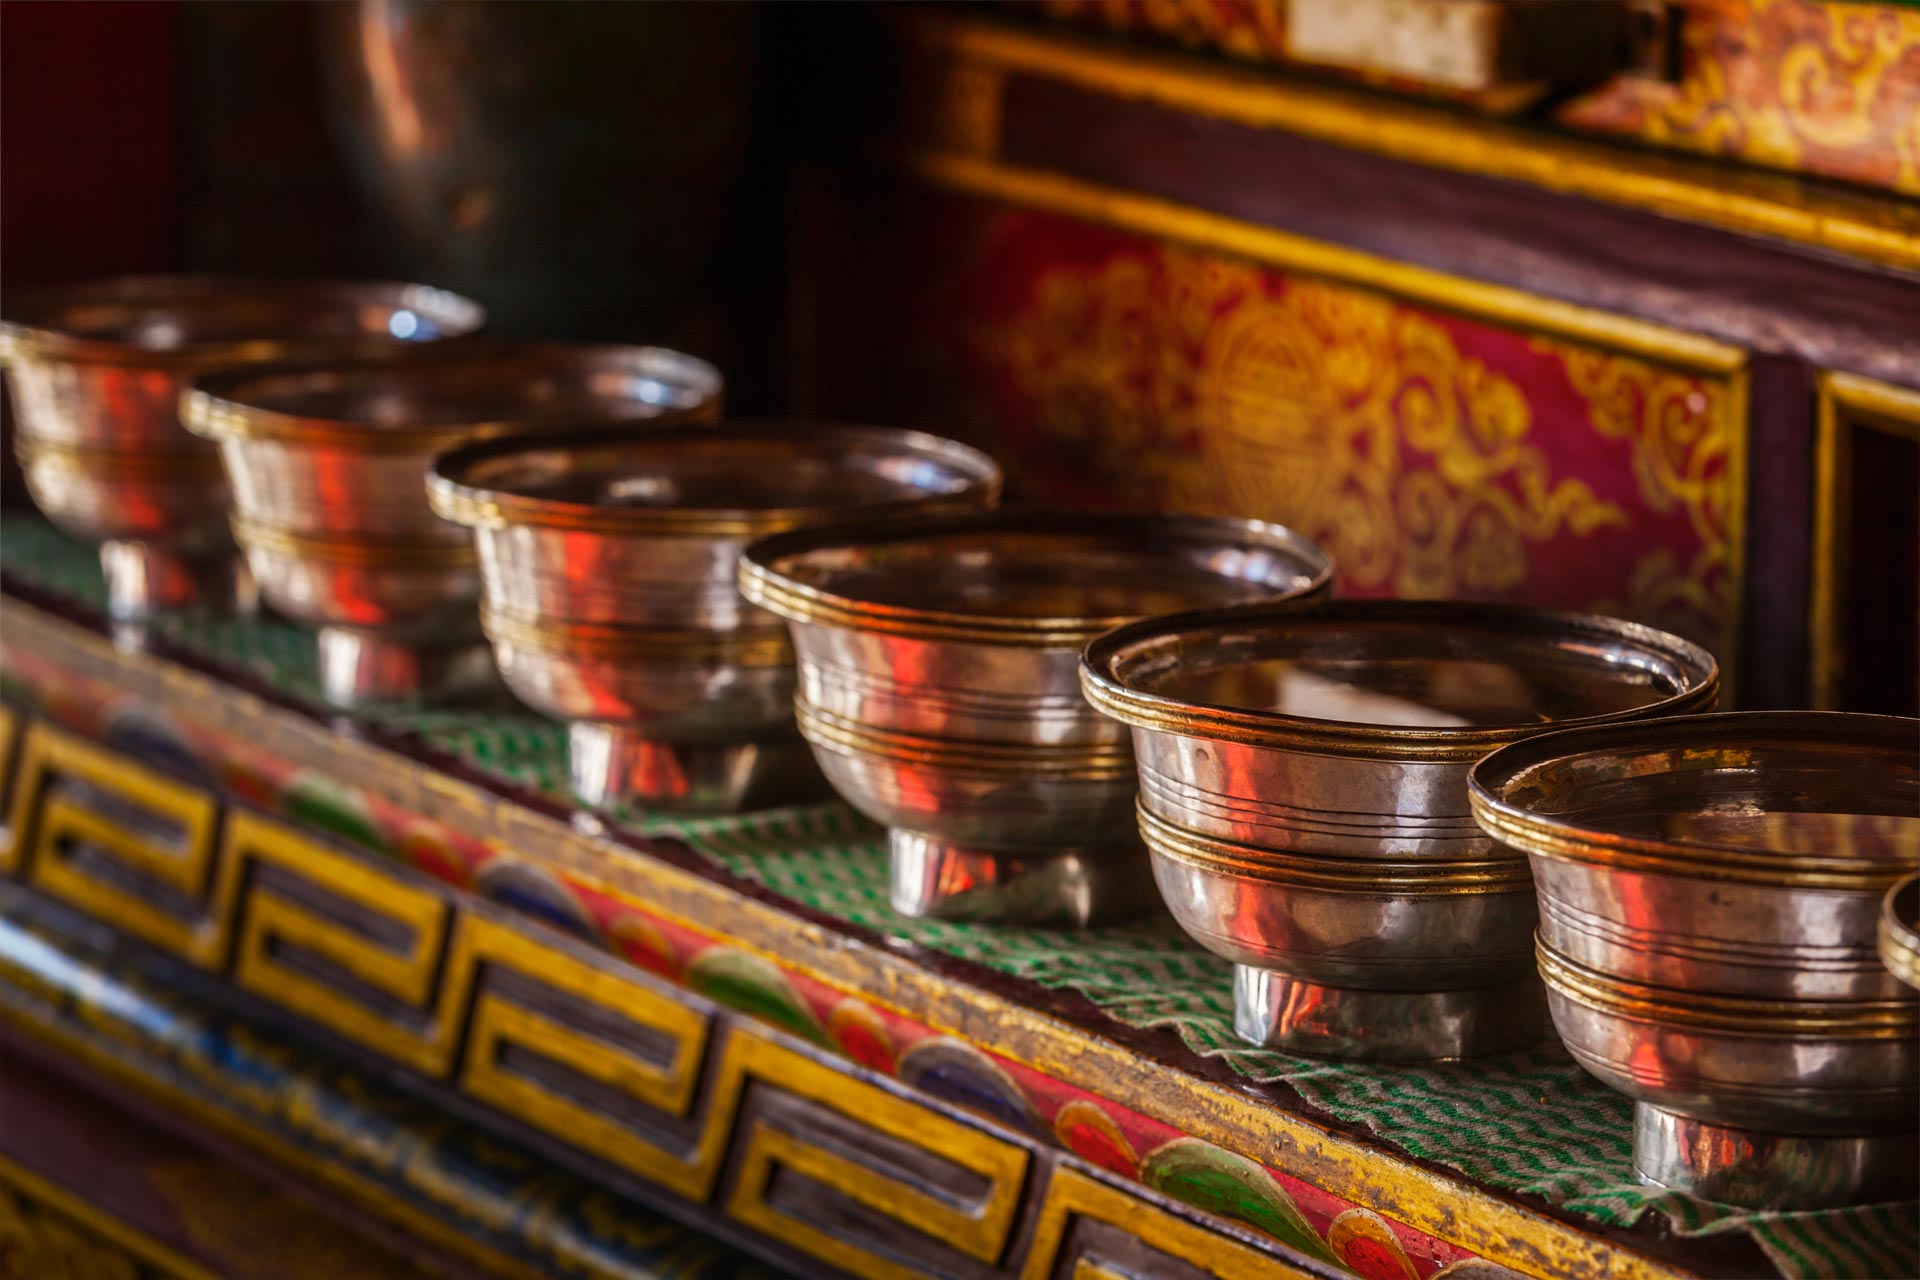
[888,830,1159,927]
[316,627,496,709]
[1632,1105,1919,1210]
[569,724,826,815]
[1234,966,1550,1061]
[99,541,254,621]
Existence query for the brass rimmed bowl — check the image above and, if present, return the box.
[1471,711,1920,1208]
[1081,599,1719,1060]
[740,508,1334,925]
[428,422,1002,813]
[183,343,722,707]
[1884,872,1920,993]
[0,276,483,618]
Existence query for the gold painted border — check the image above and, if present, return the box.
[0,601,1697,1280]
[723,1030,1031,1275]
[218,810,462,1077]
[909,150,1751,681]
[450,915,726,1202]
[0,1153,221,1280]
[1810,372,1920,709]
[1021,1166,1316,1280]
[12,723,228,966]
[921,18,1920,272]
[0,1006,545,1280]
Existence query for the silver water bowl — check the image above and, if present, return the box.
[184,342,720,706]
[1472,711,1920,1208]
[1083,599,1718,1060]
[429,422,1001,813]
[741,508,1333,926]
[1,276,482,618]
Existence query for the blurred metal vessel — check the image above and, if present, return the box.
[184,342,719,706]
[429,422,1001,813]
[1083,599,1718,1059]
[742,508,1333,925]
[1,275,482,618]
[319,0,759,343]
[1884,872,1920,993]
[1472,711,1920,1208]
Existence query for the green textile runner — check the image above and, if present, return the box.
[2,516,1913,1280]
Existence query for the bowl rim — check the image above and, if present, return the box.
[738,505,1334,648]
[0,275,484,368]
[1080,598,1719,761]
[1470,710,1920,889]
[180,341,723,454]
[1881,872,1920,991]
[426,420,1003,538]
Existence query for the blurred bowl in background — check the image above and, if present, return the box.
[1,275,482,618]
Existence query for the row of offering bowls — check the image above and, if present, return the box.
[3,277,1915,1213]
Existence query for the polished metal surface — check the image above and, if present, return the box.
[185,342,717,706]
[570,725,823,815]
[889,829,1160,927]
[742,508,1334,925]
[1235,965,1550,1062]
[1471,712,1920,1000]
[1540,937,1918,1208]
[1631,1105,1918,1211]
[430,423,1002,813]
[1472,712,1919,1208]
[97,538,258,623]
[1883,872,1920,992]
[1144,804,1540,990]
[316,628,497,708]
[1082,598,1717,1057]
[0,276,482,617]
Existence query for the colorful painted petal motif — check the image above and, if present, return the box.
[1429,1261,1529,1280]
[398,823,473,890]
[282,770,389,854]
[1052,1099,1139,1180]
[1328,1208,1421,1280]
[686,949,832,1048]
[896,1037,1049,1141]
[827,998,897,1075]
[472,859,600,943]
[1139,1138,1343,1268]
[609,915,679,981]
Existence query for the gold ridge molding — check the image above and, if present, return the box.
[0,1154,221,1280]
[912,151,1749,375]
[0,599,1693,1280]
[922,18,1920,273]
[1809,372,1920,709]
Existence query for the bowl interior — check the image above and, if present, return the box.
[1117,613,1698,730]
[10,280,477,350]
[1500,735,1920,863]
[763,523,1320,623]
[209,349,716,431]
[446,429,984,515]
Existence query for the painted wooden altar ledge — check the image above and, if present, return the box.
[0,575,1787,1280]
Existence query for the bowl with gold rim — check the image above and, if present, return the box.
[183,342,721,707]
[1472,711,1919,1208]
[428,421,1001,813]
[1081,600,1718,1060]
[739,508,1334,925]
[1,276,483,618]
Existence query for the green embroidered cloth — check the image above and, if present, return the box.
[2,517,1913,1280]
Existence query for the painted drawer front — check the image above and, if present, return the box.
[1023,1168,1320,1280]
[450,914,732,1201]
[10,722,225,966]
[221,810,459,1075]
[722,1031,1032,1280]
